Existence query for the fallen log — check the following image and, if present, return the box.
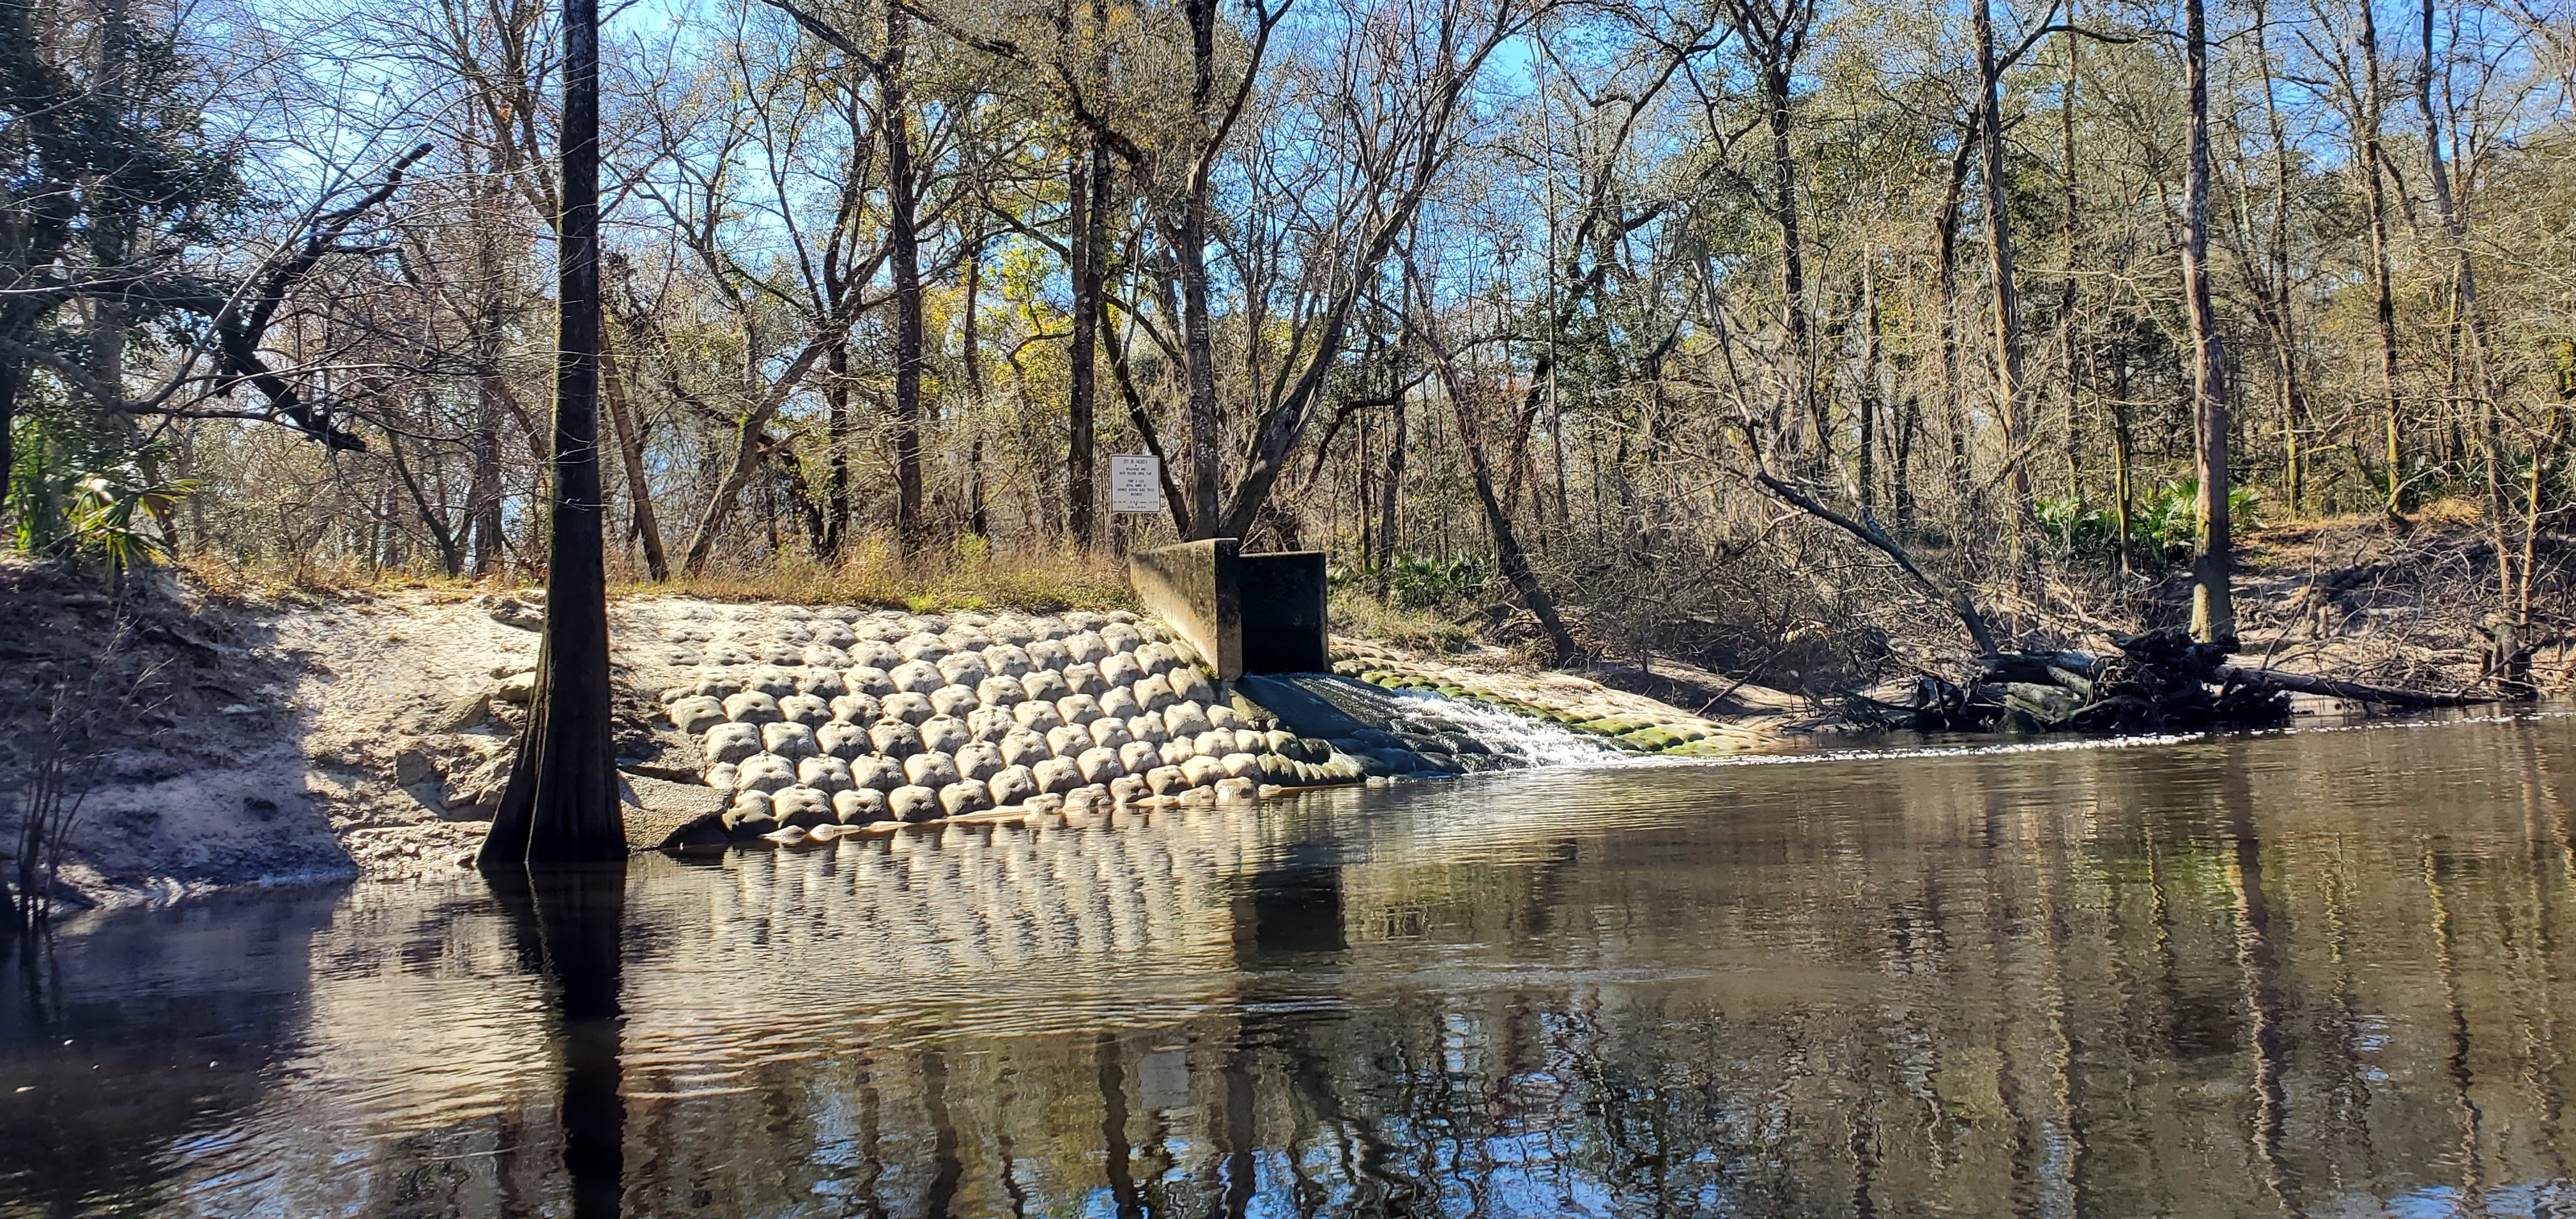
[2047,665,2096,700]
[1976,649,2104,681]
[2216,666,2495,709]
[1879,625,2492,734]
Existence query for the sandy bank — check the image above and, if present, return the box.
[4,567,1781,912]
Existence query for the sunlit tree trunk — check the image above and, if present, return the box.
[2184,0,2235,643]
[882,0,924,554]
[2357,1,2408,516]
[1975,0,2031,526]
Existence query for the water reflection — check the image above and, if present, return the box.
[10,716,2576,1215]
[0,889,337,1214]
[491,865,629,1216]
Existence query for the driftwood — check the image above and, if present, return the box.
[2211,665,2493,709]
[1864,627,2494,735]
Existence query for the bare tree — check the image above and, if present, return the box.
[2183,0,2234,642]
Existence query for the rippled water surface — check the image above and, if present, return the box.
[13,715,2576,1216]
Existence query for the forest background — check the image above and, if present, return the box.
[8,0,2574,696]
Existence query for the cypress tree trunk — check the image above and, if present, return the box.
[480,0,625,868]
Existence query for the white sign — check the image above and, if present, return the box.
[1110,454,1162,514]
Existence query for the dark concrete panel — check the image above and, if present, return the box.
[1238,551,1328,674]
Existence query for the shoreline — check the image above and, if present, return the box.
[11,578,1810,913]
[6,533,2531,914]
[47,693,2533,923]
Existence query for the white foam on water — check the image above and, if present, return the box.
[1667,730,2212,769]
[1358,683,2576,778]
[1384,689,1629,767]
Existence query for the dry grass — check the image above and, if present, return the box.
[2240,496,2485,551]
[171,552,494,610]
[626,539,1133,613]
[1329,586,1479,654]
[175,537,1135,613]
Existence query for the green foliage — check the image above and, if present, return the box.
[2228,486,2265,537]
[2037,482,2261,560]
[8,386,196,565]
[69,466,195,568]
[1349,553,1492,609]
[2135,481,2198,553]
[8,402,192,564]
[1327,586,1476,653]
[2138,480,2260,554]
[9,416,70,555]
[1321,554,1496,651]
[2034,494,2122,554]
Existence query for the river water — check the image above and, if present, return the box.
[11,714,2576,1216]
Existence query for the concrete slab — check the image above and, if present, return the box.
[1234,673,1372,738]
[619,771,728,851]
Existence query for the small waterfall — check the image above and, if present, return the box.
[1243,671,1629,776]
[1383,689,1627,769]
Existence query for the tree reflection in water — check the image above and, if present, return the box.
[492,864,626,1217]
[15,717,2576,1216]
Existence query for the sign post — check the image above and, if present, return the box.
[1109,454,1162,514]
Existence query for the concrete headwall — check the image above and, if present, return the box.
[1129,540,1328,680]
[1130,539,1243,678]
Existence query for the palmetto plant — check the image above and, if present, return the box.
[2134,480,2260,558]
[67,468,197,571]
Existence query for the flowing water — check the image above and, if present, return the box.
[1377,687,1630,767]
[12,713,2576,1216]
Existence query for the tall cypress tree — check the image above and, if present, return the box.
[479,0,625,868]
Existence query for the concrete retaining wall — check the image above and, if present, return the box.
[1129,540,1326,680]
[1130,539,1242,678]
